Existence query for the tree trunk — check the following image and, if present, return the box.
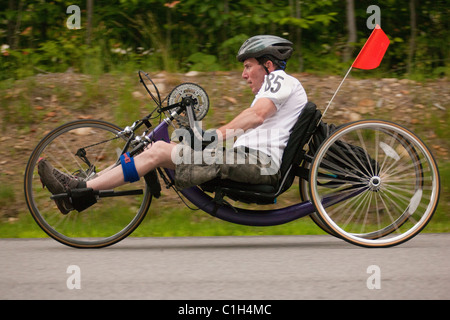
[344,0,357,62]
[86,0,93,46]
[407,0,417,75]
[295,0,303,71]
[7,0,24,50]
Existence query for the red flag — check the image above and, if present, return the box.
[352,25,390,70]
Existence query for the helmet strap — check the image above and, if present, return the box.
[257,55,286,74]
[258,57,272,75]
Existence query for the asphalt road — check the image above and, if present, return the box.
[1,234,449,300]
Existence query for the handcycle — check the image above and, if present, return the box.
[24,71,440,248]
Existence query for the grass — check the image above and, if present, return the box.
[0,70,448,241]
[5,156,448,240]
[431,161,450,228]
[2,175,449,239]
[0,205,328,239]
[133,207,329,238]
[2,150,449,240]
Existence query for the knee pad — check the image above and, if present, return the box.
[120,152,140,183]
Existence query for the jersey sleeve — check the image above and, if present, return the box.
[255,71,294,110]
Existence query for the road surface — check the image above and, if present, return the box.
[1,234,449,300]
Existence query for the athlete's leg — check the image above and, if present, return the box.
[86,141,176,190]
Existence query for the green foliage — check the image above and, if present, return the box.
[0,0,448,79]
[0,184,15,208]
[186,52,221,72]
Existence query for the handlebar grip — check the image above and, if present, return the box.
[50,193,69,200]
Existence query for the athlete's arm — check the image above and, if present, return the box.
[217,98,276,140]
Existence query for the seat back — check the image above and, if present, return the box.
[199,101,323,205]
[277,101,322,193]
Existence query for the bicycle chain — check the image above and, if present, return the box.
[79,135,121,150]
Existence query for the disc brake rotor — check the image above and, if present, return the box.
[167,83,210,127]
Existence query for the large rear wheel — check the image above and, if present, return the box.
[309,120,440,248]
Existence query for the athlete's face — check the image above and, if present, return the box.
[242,58,268,95]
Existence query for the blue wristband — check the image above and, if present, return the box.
[120,152,140,183]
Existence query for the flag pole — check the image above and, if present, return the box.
[307,65,353,146]
[320,66,353,120]
[315,25,389,125]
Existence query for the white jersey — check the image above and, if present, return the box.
[234,70,307,170]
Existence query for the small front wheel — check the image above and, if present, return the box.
[309,120,440,248]
[24,120,152,248]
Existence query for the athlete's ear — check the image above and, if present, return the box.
[264,60,274,72]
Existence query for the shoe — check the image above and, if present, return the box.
[37,159,84,214]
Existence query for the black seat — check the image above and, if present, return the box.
[200,101,322,205]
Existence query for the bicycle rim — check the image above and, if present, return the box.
[298,161,340,237]
[24,120,152,248]
[309,120,440,248]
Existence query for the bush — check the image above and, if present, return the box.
[186,52,221,72]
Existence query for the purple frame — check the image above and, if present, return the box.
[147,119,316,227]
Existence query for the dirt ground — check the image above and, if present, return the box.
[1,71,448,219]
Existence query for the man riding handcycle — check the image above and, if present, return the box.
[38,35,306,213]
[27,34,440,248]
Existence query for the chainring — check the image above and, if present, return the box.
[167,83,210,128]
